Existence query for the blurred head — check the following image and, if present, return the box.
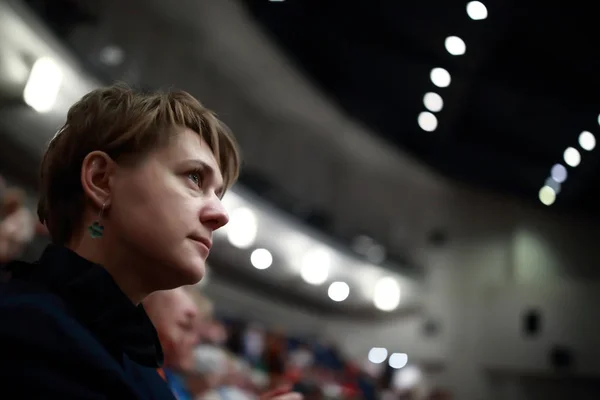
[0,187,35,263]
[144,287,200,371]
[37,84,240,302]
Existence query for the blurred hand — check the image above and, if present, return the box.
[260,385,303,400]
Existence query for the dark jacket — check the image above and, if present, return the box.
[0,245,176,399]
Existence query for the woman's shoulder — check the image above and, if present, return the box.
[0,275,120,369]
[0,273,74,338]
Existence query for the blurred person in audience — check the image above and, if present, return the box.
[190,288,219,341]
[145,287,204,400]
[243,323,266,368]
[146,288,302,400]
[264,330,288,388]
[0,84,240,399]
[205,319,229,346]
[287,343,314,371]
[0,184,36,265]
[187,343,230,398]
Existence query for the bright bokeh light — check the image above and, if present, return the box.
[392,365,422,390]
[466,1,488,20]
[300,248,330,285]
[563,147,581,167]
[539,186,556,206]
[444,36,466,56]
[579,131,596,151]
[368,347,388,364]
[550,164,567,183]
[23,57,63,113]
[328,281,350,302]
[423,92,444,112]
[430,68,451,88]
[389,353,409,369]
[544,177,561,194]
[227,208,258,249]
[418,112,438,132]
[373,277,401,311]
[250,248,272,270]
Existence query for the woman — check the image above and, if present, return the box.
[0,84,299,400]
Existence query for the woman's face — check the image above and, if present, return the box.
[107,128,229,289]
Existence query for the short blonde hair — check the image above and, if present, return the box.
[38,83,240,244]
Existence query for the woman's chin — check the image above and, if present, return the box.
[179,259,206,286]
[154,256,206,290]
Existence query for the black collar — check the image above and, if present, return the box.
[8,244,164,368]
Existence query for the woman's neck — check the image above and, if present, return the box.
[68,232,149,305]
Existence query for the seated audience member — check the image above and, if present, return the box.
[0,84,239,399]
[145,287,203,400]
[0,186,35,265]
[145,288,302,400]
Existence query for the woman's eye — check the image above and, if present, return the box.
[188,172,202,187]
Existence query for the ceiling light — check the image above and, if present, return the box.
[444,36,466,56]
[328,281,350,302]
[430,68,451,88]
[578,131,596,151]
[23,57,62,113]
[423,92,444,112]
[538,186,556,206]
[368,347,388,364]
[373,277,401,311]
[550,164,567,183]
[563,147,581,167]
[466,1,488,20]
[389,353,409,369]
[250,248,272,270]
[300,249,330,285]
[227,208,258,249]
[418,112,438,132]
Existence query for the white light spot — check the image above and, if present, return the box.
[550,164,567,183]
[393,365,422,390]
[430,67,451,88]
[539,186,556,206]
[300,249,330,285]
[389,353,409,369]
[250,248,272,270]
[227,208,258,249]
[563,147,581,167]
[23,57,62,113]
[373,277,401,311]
[466,1,488,20]
[579,131,596,151]
[418,112,438,132]
[328,281,350,302]
[423,92,444,112]
[444,36,466,56]
[368,347,388,364]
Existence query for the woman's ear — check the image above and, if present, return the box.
[80,151,117,209]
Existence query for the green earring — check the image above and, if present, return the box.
[88,202,106,239]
